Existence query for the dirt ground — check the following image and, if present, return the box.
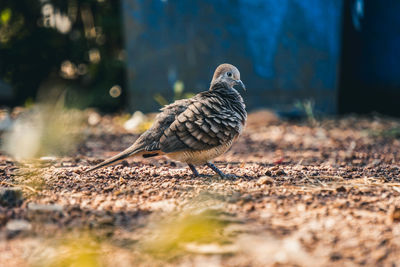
[1,109,400,266]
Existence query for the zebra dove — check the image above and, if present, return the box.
[87,63,247,178]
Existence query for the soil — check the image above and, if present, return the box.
[1,109,400,266]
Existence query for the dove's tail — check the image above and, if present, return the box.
[86,145,144,173]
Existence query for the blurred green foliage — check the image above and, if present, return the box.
[154,80,195,107]
[0,0,125,111]
[295,99,318,126]
[369,127,400,139]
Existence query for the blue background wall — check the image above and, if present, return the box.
[339,0,400,116]
[122,0,343,113]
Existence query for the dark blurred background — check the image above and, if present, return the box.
[0,0,399,116]
[0,0,125,112]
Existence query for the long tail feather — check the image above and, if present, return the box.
[86,145,142,173]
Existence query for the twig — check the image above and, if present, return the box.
[0,181,38,193]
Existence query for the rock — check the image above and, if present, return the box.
[243,203,255,212]
[27,203,64,222]
[388,206,400,223]
[185,242,238,254]
[275,169,286,176]
[39,156,57,162]
[28,203,63,212]
[264,170,272,176]
[257,176,274,185]
[87,110,101,126]
[0,187,23,207]
[336,186,347,193]
[124,111,146,131]
[6,219,32,232]
[97,215,115,226]
[330,252,342,261]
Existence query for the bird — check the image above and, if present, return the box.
[86,63,247,178]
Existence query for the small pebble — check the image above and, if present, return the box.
[6,219,32,232]
[257,176,274,185]
[389,206,400,223]
[336,186,347,193]
[28,203,63,212]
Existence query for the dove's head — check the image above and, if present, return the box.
[210,63,246,91]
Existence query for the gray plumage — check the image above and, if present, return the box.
[87,63,247,178]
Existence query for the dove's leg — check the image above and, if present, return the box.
[188,164,199,177]
[206,162,237,179]
[206,162,226,178]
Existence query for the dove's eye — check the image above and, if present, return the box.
[227,72,232,77]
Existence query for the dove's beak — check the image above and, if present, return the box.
[235,80,246,91]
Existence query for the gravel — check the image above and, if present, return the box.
[1,110,400,266]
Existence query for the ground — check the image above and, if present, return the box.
[1,110,400,266]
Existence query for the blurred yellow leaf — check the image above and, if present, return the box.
[173,80,184,96]
[142,209,231,257]
[35,235,102,267]
[1,8,11,25]
[153,93,168,107]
